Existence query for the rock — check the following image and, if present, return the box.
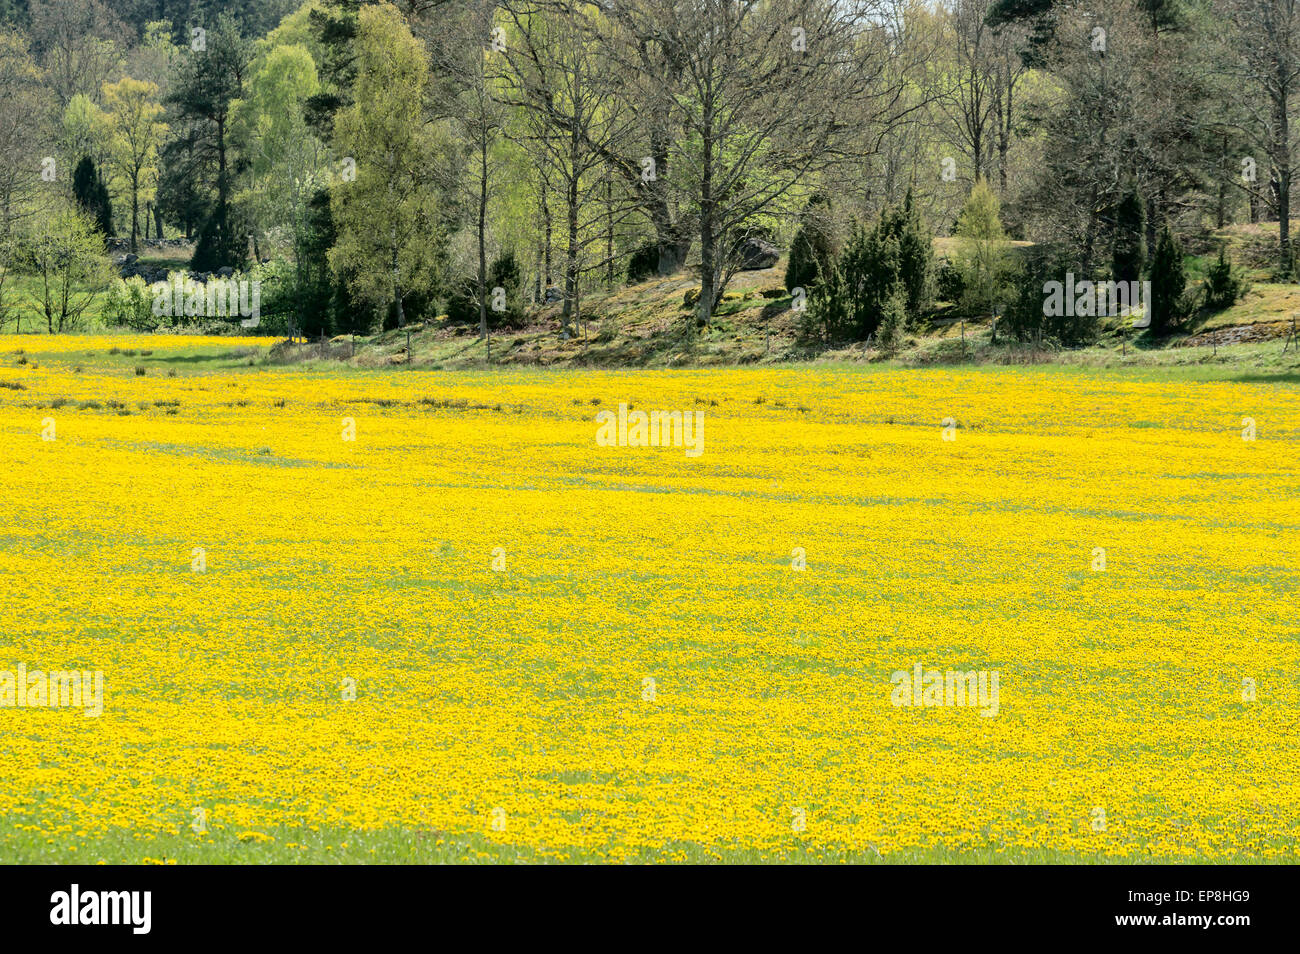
[216,266,235,278]
[736,237,780,270]
[543,286,563,304]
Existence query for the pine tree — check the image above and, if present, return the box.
[71,156,113,237]
[889,188,932,322]
[166,14,251,271]
[1149,225,1186,333]
[785,192,833,293]
[1112,185,1146,284]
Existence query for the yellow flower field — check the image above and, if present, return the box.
[1,335,1297,862]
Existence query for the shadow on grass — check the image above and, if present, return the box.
[1229,371,1300,384]
[145,350,261,364]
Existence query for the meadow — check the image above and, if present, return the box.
[0,335,1297,863]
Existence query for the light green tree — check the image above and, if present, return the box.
[23,201,114,333]
[231,43,327,269]
[103,77,167,252]
[60,94,113,188]
[328,3,452,329]
[955,177,1008,331]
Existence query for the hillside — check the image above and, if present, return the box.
[271,229,1300,377]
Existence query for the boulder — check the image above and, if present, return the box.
[736,237,780,270]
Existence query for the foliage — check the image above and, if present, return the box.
[1111,184,1146,285]
[1149,225,1188,333]
[955,179,1009,318]
[1202,245,1249,311]
[72,155,113,236]
[1001,243,1101,346]
[784,193,834,294]
[102,274,155,329]
[17,200,113,332]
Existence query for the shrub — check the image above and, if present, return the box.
[785,193,834,293]
[1203,245,1249,310]
[1149,225,1188,333]
[935,260,965,304]
[883,188,932,319]
[103,276,158,331]
[805,262,849,340]
[876,289,908,353]
[1001,244,1101,346]
[1111,184,1146,284]
[627,244,659,284]
[488,251,527,328]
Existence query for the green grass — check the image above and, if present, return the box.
[1,819,1287,864]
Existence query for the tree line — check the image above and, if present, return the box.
[0,0,1292,341]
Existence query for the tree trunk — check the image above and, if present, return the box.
[131,182,139,254]
[1277,86,1292,275]
[542,189,552,289]
[606,177,614,287]
[697,100,716,328]
[477,127,488,340]
[562,170,579,333]
[392,228,404,328]
[561,118,579,332]
[997,61,1012,196]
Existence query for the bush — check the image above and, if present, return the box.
[627,244,659,284]
[487,251,527,328]
[1203,245,1249,310]
[1111,185,1146,284]
[785,193,834,293]
[884,188,932,319]
[802,192,933,342]
[876,289,908,352]
[805,262,849,340]
[247,260,294,336]
[103,276,157,330]
[935,260,965,304]
[1001,244,1101,346]
[1149,225,1188,333]
[844,223,905,338]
